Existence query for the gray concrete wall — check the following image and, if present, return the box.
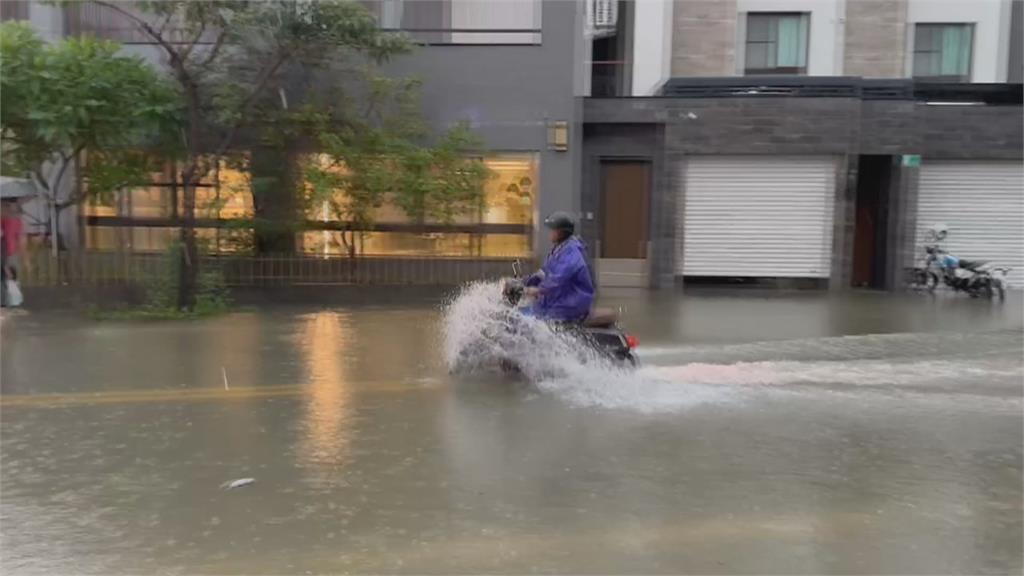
[1011,0,1023,83]
[844,0,908,78]
[586,98,1024,159]
[915,104,1024,159]
[670,0,737,77]
[384,0,585,256]
[659,98,861,155]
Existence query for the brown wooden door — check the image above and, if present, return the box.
[600,161,650,259]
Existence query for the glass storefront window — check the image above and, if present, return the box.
[481,154,536,226]
[304,153,537,227]
[82,157,252,221]
[215,227,255,253]
[85,226,119,251]
[217,160,254,219]
[85,153,533,257]
[299,231,530,258]
[86,226,254,254]
[480,233,531,257]
[129,187,174,218]
[122,226,178,253]
[83,195,118,217]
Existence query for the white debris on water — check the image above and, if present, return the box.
[221,478,255,490]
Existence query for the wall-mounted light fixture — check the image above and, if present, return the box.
[547,120,569,151]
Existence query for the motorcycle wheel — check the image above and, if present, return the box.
[925,272,939,292]
[908,269,927,290]
[970,278,991,299]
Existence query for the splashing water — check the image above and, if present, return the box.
[442,282,1022,414]
[442,281,620,381]
[442,282,732,412]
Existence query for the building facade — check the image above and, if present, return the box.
[5,0,1023,291]
[4,0,590,263]
[615,0,1021,94]
[583,0,1023,290]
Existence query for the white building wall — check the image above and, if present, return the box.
[630,0,674,95]
[26,1,64,42]
[735,0,844,76]
[906,0,1013,82]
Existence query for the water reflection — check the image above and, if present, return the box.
[296,311,355,482]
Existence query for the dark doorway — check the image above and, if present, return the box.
[852,155,894,288]
[600,161,650,259]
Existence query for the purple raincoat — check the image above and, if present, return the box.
[524,236,594,322]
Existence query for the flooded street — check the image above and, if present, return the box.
[2,288,1022,574]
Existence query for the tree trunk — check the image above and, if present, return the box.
[49,200,58,258]
[177,167,199,310]
[250,145,297,255]
[178,80,202,311]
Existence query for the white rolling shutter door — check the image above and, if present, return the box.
[677,156,836,277]
[916,161,1024,287]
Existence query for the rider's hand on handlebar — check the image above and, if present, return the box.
[525,287,540,297]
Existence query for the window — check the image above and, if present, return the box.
[304,153,536,227]
[300,153,537,257]
[84,157,252,220]
[300,231,530,258]
[913,23,973,82]
[745,13,809,75]
[86,226,251,254]
[361,0,541,44]
[1,1,29,22]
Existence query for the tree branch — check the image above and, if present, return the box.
[200,28,228,68]
[38,145,83,209]
[213,51,290,158]
[91,1,188,77]
[30,168,50,196]
[179,21,207,63]
[156,10,174,37]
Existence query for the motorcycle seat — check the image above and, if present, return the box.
[584,308,618,328]
[959,259,988,271]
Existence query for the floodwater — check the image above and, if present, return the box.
[1,287,1022,574]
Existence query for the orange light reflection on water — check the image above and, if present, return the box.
[297,311,355,479]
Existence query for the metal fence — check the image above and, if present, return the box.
[17,251,529,288]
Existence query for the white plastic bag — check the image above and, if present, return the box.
[4,279,23,307]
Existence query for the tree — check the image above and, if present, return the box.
[0,22,179,256]
[303,78,492,261]
[79,0,409,308]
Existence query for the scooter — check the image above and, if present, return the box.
[499,260,639,367]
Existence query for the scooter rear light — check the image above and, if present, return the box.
[625,334,639,349]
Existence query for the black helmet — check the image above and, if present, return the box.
[543,211,575,235]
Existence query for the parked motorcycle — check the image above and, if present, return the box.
[911,226,1010,300]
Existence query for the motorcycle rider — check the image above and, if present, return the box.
[522,211,595,322]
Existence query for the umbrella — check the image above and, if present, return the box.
[0,176,38,200]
